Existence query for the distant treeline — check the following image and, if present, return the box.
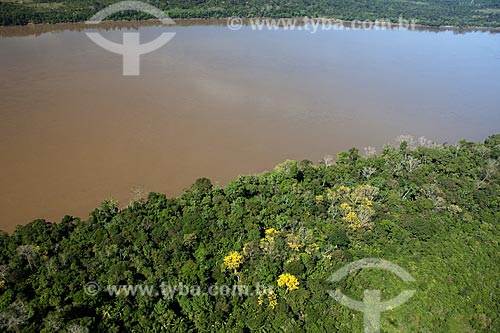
[0,0,499,27]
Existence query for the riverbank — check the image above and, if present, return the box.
[1,17,499,37]
[1,135,499,331]
[1,20,499,233]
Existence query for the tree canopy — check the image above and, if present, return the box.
[0,134,499,332]
[0,0,499,27]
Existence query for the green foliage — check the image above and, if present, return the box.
[0,135,499,332]
[0,0,500,27]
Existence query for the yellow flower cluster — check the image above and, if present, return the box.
[286,233,301,251]
[223,251,244,271]
[242,242,250,256]
[322,253,333,260]
[257,288,278,309]
[260,226,320,257]
[277,273,299,291]
[352,184,379,203]
[338,185,351,194]
[305,242,320,254]
[265,228,280,236]
[333,184,379,230]
[260,228,281,253]
[340,202,352,211]
[344,211,361,230]
[267,290,278,309]
[259,237,274,253]
[315,195,324,202]
[327,185,351,202]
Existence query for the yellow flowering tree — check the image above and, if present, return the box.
[277,273,299,291]
[344,211,361,230]
[330,184,379,230]
[257,288,278,309]
[260,228,280,253]
[265,228,280,237]
[286,233,301,251]
[224,251,244,273]
[267,290,278,309]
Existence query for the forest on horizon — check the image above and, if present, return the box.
[1,0,500,27]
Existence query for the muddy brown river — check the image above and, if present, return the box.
[1,22,499,232]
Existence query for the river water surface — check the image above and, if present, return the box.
[1,22,499,232]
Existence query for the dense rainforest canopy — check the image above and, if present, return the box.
[0,134,499,332]
[0,0,500,27]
